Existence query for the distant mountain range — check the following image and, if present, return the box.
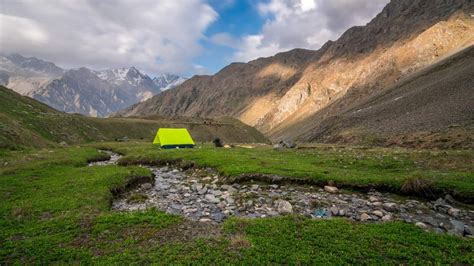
[0,53,186,117]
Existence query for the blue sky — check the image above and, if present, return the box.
[194,0,265,74]
[1,0,389,76]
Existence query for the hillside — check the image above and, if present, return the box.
[116,0,474,146]
[0,86,268,149]
[270,45,474,149]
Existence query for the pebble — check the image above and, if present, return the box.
[324,186,339,194]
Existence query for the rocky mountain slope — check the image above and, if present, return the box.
[0,55,186,117]
[275,45,474,149]
[0,53,64,95]
[117,0,474,146]
[153,74,187,91]
[0,85,267,150]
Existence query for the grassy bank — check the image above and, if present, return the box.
[0,145,472,263]
[101,142,474,201]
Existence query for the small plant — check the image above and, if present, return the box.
[401,176,435,197]
[228,234,251,251]
[126,193,148,204]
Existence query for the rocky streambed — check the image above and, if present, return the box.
[91,151,473,237]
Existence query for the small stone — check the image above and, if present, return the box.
[211,212,225,222]
[324,186,338,194]
[226,197,235,204]
[213,190,223,196]
[371,202,383,207]
[383,202,398,212]
[141,183,152,190]
[198,187,207,195]
[368,196,378,202]
[275,200,293,214]
[415,222,428,229]
[205,194,220,203]
[372,210,384,218]
[338,209,346,216]
[251,185,259,190]
[447,208,461,218]
[465,225,472,236]
[193,183,203,191]
[330,206,339,216]
[199,218,212,222]
[360,213,370,221]
[450,220,465,236]
[381,214,392,222]
[269,184,279,189]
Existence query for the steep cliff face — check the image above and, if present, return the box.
[116,0,474,143]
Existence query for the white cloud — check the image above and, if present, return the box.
[234,0,389,62]
[209,32,239,48]
[0,0,217,74]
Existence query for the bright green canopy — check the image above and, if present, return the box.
[153,128,195,148]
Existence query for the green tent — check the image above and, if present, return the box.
[153,128,195,149]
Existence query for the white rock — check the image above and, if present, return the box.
[383,202,398,212]
[275,200,293,214]
[415,222,428,229]
[372,210,384,218]
[381,215,392,222]
[368,196,378,202]
[324,186,339,194]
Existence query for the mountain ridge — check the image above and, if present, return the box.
[115,0,474,146]
[0,55,187,117]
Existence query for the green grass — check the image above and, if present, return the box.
[1,145,472,264]
[103,142,474,200]
[0,86,268,150]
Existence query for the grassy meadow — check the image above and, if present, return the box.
[0,143,473,263]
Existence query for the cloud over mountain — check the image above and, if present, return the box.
[0,0,217,74]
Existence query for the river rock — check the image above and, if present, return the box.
[276,200,293,214]
[360,213,370,221]
[447,208,461,218]
[383,202,398,212]
[205,194,220,203]
[372,210,384,218]
[450,220,465,236]
[141,183,153,190]
[324,186,339,194]
[381,214,392,222]
[415,222,428,229]
[368,196,379,202]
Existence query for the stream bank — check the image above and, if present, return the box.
[91,150,474,237]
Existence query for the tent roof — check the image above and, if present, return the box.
[153,128,195,146]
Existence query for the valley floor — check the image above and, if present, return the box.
[0,143,472,264]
